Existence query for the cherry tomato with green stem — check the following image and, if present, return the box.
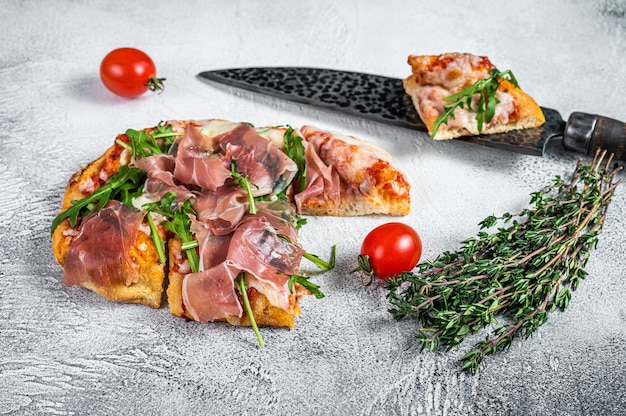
[357,222,422,281]
[99,47,165,98]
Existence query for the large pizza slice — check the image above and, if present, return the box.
[51,119,411,332]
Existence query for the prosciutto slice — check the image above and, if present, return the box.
[294,140,340,213]
[190,216,232,270]
[133,154,194,205]
[192,184,249,235]
[255,202,299,244]
[63,201,146,287]
[218,124,298,196]
[182,262,243,323]
[173,123,231,191]
[226,215,304,289]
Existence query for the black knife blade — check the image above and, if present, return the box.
[197,67,626,160]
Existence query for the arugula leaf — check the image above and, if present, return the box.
[146,212,167,264]
[52,121,184,236]
[50,164,147,234]
[231,158,258,215]
[430,69,519,138]
[139,191,201,272]
[123,121,182,160]
[303,245,337,271]
[283,126,307,193]
[236,273,265,347]
[158,198,200,274]
[294,215,307,231]
[288,274,324,299]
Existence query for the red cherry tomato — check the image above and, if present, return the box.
[359,222,422,280]
[99,47,165,98]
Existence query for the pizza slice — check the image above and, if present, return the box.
[403,52,545,140]
[51,119,410,332]
[297,126,410,216]
[51,135,168,309]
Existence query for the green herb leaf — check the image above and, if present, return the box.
[231,158,258,215]
[236,273,265,347]
[125,121,182,160]
[303,245,336,271]
[431,69,519,138]
[52,121,184,235]
[146,212,167,264]
[288,274,325,299]
[159,198,200,274]
[283,126,307,193]
[50,164,147,234]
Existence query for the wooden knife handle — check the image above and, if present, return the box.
[563,112,626,160]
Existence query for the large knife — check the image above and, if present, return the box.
[197,67,626,160]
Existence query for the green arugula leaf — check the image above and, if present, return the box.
[294,215,307,231]
[303,245,337,271]
[139,192,201,273]
[231,157,258,215]
[288,274,324,299]
[158,198,200,274]
[50,164,147,234]
[53,121,184,235]
[123,121,182,160]
[431,69,519,138]
[146,212,167,264]
[283,126,307,193]
[236,273,265,347]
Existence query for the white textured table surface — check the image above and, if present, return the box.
[2,1,626,415]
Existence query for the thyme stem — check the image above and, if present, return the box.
[386,151,623,374]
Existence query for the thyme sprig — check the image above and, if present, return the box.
[431,68,519,138]
[386,151,622,374]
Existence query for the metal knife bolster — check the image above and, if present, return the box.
[563,112,626,159]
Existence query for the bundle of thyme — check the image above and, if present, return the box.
[386,151,622,374]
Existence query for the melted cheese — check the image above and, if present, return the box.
[79,176,95,194]
[327,130,392,162]
[255,126,288,149]
[414,83,515,133]
[198,119,241,138]
[131,189,159,211]
[246,276,291,311]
